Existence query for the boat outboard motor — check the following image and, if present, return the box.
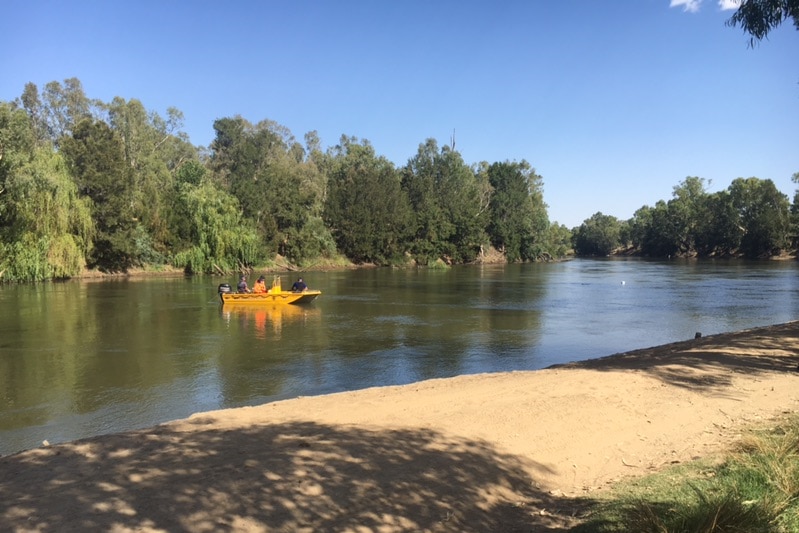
[218,283,232,294]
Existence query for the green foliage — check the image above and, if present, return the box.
[729,177,791,258]
[170,177,263,274]
[633,201,681,257]
[105,97,179,260]
[39,78,95,146]
[695,191,741,256]
[209,117,328,264]
[726,0,799,45]
[0,106,92,281]
[401,139,489,265]
[543,222,574,258]
[573,212,622,256]
[790,173,799,249]
[0,103,37,205]
[1,236,50,281]
[486,161,549,262]
[324,137,412,265]
[627,176,790,259]
[668,176,708,254]
[60,119,138,271]
[281,216,338,266]
[10,77,797,279]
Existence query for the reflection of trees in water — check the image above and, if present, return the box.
[217,305,324,404]
[1,281,217,428]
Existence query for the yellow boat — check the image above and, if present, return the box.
[219,276,321,305]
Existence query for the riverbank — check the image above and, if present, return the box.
[2,322,799,532]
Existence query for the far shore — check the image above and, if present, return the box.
[51,251,799,282]
[2,321,798,532]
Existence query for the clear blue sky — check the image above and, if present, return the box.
[3,1,797,228]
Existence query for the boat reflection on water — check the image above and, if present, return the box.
[221,304,321,339]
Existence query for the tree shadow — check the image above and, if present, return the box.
[554,321,799,392]
[0,420,596,532]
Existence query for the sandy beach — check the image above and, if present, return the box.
[2,322,799,532]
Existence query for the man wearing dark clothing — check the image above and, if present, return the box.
[291,277,307,292]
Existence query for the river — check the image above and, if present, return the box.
[1,258,797,455]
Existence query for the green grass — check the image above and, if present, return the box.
[571,414,799,533]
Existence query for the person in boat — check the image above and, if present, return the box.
[252,275,267,294]
[237,275,251,293]
[291,277,308,292]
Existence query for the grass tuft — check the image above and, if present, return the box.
[571,414,799,532]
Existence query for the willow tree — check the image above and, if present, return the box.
[170,160,262,274]
[0,103,93,281]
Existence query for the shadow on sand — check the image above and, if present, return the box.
[0,420,595,532]
[556,321,799,392]
[5,322,798,532]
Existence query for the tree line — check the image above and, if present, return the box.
[0,78,575,282]
[573,176,798,258]
[2,79,796,283]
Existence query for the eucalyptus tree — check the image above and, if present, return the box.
[728,177,791,257]
[789,172,799,250]
[628,205,652,251]
[211,116,283,251]
[34,78,97,147]
[726,0,799,44]
[573,212,622,256]
[441,151,490,263]
[105,97,198,262]
[485,161,549,262]
[695,190,741,256]
[544,222,574,258]
[0,102,35,187]
[668,177,710,255]
[0,102,92,281]
[630,178,728,257]
[209,116,328,263]
[631,201,681,257]
[401,139,488,264]
[401,139,448,263]
[265,139,336,264]
[324,136,412,264]
[60,119,138,271]
[20,83,49,147]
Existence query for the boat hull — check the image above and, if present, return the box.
[220,290,321,305]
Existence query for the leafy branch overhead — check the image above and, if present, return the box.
[726,0,799,45]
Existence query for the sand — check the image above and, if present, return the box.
[2,322,799,532]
